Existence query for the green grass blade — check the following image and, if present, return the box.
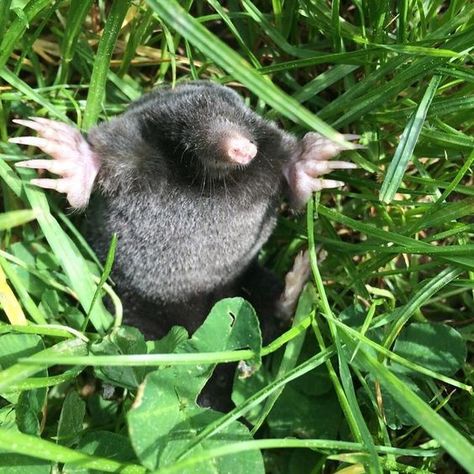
[1,68,69,122]
[0,255,47,324]
[146,0,351,146]
[250,288,314,434]
[380,75,441,203]
[356,348,474,473]
[0,0,51,70]
[154,439,439,474]
[83,234,118,331]
[240,0,316,58]
[0,428,146,473]
[0,209,36,230]
[318,205,474,270]
[56,0,94,84]
[16,167,113,332]
[0,0,12,40]
[0,338,87,391]
[383,267,462,349]
[82,0,132,129]
[308,197,381,473]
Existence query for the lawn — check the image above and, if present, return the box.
[0,1,473,473]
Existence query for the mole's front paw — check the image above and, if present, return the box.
[9,117,100,209]
[284,132,359,209]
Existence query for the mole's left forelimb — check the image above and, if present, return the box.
[284,132,359,209]
[9,118,100,209]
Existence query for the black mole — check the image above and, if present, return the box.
[11,81,357,340]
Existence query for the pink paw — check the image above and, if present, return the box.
[9,117,100,209]
[277,250,311,320]
[284,132,359,208]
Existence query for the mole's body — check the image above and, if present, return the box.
[11,81,357,339]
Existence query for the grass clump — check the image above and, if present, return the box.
[0,1,473,473]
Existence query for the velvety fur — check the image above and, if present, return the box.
[85,82,297,338]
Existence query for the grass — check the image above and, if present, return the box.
[0,0,473,473]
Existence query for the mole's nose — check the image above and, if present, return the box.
[226,136,257,165]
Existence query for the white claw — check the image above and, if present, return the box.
[8,136,57,154]
[29,117,79,135]
[311,178,345,190]
[342,133,361,141]
[302,160,357,176]
[15,159,73,175]
[30,178,71,193]
[12,119,45,133]
[12,118,80,146]
[9,136,48,146]
[326,161,358,169]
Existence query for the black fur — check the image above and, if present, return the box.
[85,82,297,339]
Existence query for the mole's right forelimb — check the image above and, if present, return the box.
[9,117,100,209]
[283,132,360,209]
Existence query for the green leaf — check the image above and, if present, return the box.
[268,386,342,439]
[127,298,264,470]
[0,333,44,370]
[57,391,86,447]
[63,431,137,474]
[146,326,189,354]
[0,453,51,474]
[0,338,87,393]
[129,386,264,473]
[15,388,46,435]
[91,326,148,389]
[392,323,467,377]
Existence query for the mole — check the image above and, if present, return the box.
[10,81,357,341]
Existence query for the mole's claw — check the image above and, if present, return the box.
[302,160,357,176]
[12,117,81,146]
[313,178,345,190]
[327,160,358,169]
[8,135,53,151]
[341,133,360,141]
[16,159,72,175]
[29,117,78,135]
[12,119,44,133]
[30,178,71,193]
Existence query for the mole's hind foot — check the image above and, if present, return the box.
[284,132,360,209]
[10,117,100,209]
[277,250,311,321]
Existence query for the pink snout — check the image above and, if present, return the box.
[226,136,257,165]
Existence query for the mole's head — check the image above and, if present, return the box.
[190,114,258,174]
[155,82,263,178]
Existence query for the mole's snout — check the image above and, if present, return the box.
[226,136,257,165]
